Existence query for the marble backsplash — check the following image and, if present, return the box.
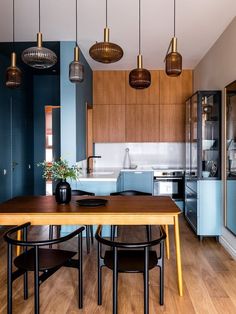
[93,143,185,169]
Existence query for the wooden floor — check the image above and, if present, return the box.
[1,215,236,314]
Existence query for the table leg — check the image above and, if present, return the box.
[164,225,170,260]
[174,215,183,296]
[16,230,22,256]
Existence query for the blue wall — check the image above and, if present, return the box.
[33,75,60,195]
[60,42,93,164]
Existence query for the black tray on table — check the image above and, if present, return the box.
[76,198,108,207]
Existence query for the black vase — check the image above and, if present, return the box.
[55,180,71,204]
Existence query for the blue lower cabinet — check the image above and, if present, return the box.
[226,180,236,235]
[120,171,153,193]
[185,180,221,237]
[61,179,117,237]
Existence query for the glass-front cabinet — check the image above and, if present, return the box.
[185,91,222,238]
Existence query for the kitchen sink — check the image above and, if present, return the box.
[90,171,114,175]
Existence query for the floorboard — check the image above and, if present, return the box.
[0,215,236,314]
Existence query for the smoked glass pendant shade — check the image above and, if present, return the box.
[69,46,84,83]
[165,37,182,77]
[89,27,123,63]
[129,54,151,89]
[22,32,57,69]
[165,51,182,77]
[5,52,22,88]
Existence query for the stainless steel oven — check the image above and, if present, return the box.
[153,170,185,201]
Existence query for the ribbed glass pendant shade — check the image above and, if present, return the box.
[21,33,57,69]
[129,54,151,89]
[69,46,84,83]
[5,52,22,88]
[89,27,123,63]
[165,51,182,77]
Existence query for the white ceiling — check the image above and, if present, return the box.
[0,0,236,70]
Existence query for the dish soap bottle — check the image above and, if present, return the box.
[123,148,131,169]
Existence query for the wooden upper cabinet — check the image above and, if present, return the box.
[125,70,160,105]
[93,105,125,142]
[159,104,185,142]
[126,105,160,142]
[160,70,193,105]
[93,71,125,105]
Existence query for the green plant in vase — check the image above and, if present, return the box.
[38,159,81,204]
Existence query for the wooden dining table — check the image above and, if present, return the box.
[0,195,183,296]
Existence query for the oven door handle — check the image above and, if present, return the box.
[154,177,183,181]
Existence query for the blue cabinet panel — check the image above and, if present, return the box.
[121,171,153,194]
[226,181,236,235]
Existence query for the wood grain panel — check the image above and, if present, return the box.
[160,104,185,142]
[126,105,160,142]
[125,70,160,105]
[93,71,125,105]
[93,104,125,142]
[160,70,193,105]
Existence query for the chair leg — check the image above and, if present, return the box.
[56,225,61,238]
[97,240,102,305]
[34,247,40,314]
[90,225,94,244]
[78,233,83,309]
[7,243,13,314]
[24,272,28,300]
[113,248,118,314]
[146,225,152,241]
[144,247,149,314]
[159,241,165,305]
[49,225,54,249]
[86,225,90,254]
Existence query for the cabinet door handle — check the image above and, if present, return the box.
[134,171,143,174]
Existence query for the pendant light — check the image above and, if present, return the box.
[89,0,123,63]
[129,0,151,89]
[165,0,182,77]
[5,0,22,89]
[21,0,57,69]
[69,0,84,83]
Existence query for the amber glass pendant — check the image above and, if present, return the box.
[5,52,22,88]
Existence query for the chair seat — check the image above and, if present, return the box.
[104,250,158,273]
[14,248,76,271]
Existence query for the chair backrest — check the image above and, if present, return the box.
[110,190,152,196]
[95,225,166,249]
[71,189,95,196]
[4,222,85,247]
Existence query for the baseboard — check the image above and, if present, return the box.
[220,235,236,260]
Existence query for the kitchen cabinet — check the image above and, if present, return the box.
[125,70,160,105]
[185,90,222,238]
[126,105,160,142]
[160,70,193,105]
[159,104,185,142]
[92,69,193,143]
[119,171,153,194]
[185,180,221,237]
[93,71,125,105]
[93,105,125,142]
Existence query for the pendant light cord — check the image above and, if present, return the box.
[12,0,15,50]
[39,0,41,32]
[174,0,176,37]
[139,0,141,55]
[76,0,78,45]
[106,0,108,27]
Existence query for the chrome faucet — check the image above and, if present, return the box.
[87,155,101,174]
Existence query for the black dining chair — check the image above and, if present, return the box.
[4,222,84,314]
[110,190,152,241]
[49,189,95,254]
[95,225,166,314]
